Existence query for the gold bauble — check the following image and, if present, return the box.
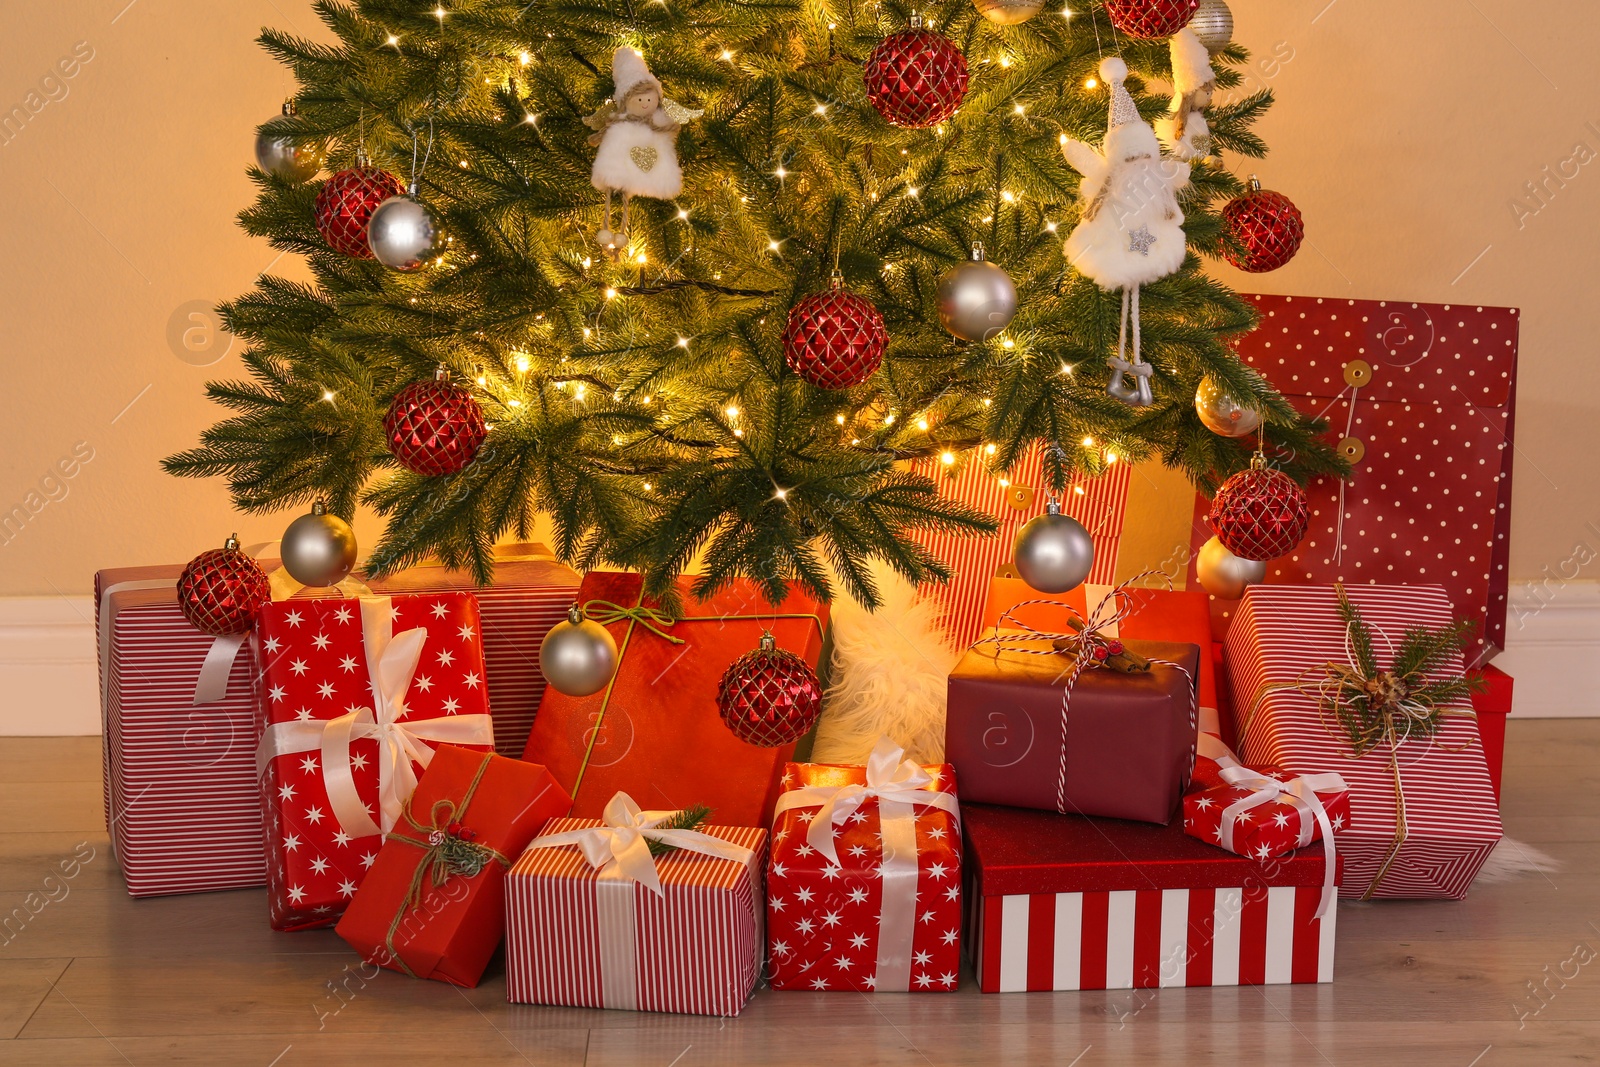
[1195,376,1263,438]
[1189,0,1234,52]
[1196,535,1266,600]
[973,0,1046,25]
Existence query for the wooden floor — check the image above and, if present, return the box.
[0,722,1595,1065]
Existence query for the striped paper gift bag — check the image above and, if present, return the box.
[911,446,1133,650]
[964,805,1337,992]
[94,545,577,899]
[1225,585,1502,900]
[505,819,767,1016]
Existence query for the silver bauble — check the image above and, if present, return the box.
[1189,0,1234,52]
[937,243,1018,343]
[253,102,324,182]
[1196,535,1266,599]
[367,190,443,271]
[973,0,1045,25]
[280,501,358,588]
[1013,501,1095,594]
[1195,376,1263,438]
[540,605,619,697]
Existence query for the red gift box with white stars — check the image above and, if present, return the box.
[1182,758,1350,863]
[766,755,963,993]
[254,593,498,931]
[1192,294,1519,663]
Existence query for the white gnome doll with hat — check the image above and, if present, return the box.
[1156,28,1216,161]
[1060,56,1191,407]
[584,46,703,255]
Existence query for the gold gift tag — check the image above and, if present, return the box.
[1338,436,1366,464]
[1005,484,1035,511]
[1343,359,1373,388]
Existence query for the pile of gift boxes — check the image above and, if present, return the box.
[90,294,1517,1012]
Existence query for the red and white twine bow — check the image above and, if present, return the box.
[977,573,1197,816]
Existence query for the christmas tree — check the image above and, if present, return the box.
[165,0,1344,609]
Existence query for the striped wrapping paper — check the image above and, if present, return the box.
[94,547,577,899]
[506,820,767,1016]
[963,804,1336,993]
[974,884,1336,992]
[911,446,1132,649]
[1225,584,1502,899]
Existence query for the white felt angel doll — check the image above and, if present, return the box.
[1155,29,1216,162]
[1060,56,1191,407]
[584,46,703,255]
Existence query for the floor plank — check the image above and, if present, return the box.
[0,721,1595,1064]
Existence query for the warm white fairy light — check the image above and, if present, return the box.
[525,113,538,124]
[725,405,740,417]
[677,337,690,348]
[774,488,788,501]
[514,354,530,372]
[774,166,787,178]
[508,399,522,408]
[677,208,689,220]
[1013,104,1026,116]
[581,256,592,268]
[643,481,653,491]
[582,326,592,337]
[815,103,828,116]
[459,159,469,168]
[386,34,400,47]
[720,49,735,61]
[1046,221,1058,233]
[1061,363,1074,374]
[1001,190,1016,203]
[634,251,647,264]
[1082,436,1095,447]
[999,477,1010,488]
[768,239,782,252]
[1106,450,1118,464]
[885,413,896,425]
[476,374,487,386]
[985,443,996,455]
[322,389,336,402]
[835,414,846,425]
[907,186,920,197]
[519,51,531,65]
[916,417,929,431]
[1002,338,1015,350]
[1074,485,1086,496]
[982,397,993,407]
[940,451,955,466]
[434,6,446,18]
[604,287,618,299]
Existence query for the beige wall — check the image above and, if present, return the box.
[2,0,1594,597]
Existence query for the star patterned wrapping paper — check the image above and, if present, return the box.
[766,754,963,992]
[254,593,496,930]
[1183,764,1351,863]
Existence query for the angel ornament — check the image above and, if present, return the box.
[1060,57,1191,407]
[1155,29,1217,162]
[584,46,703,256]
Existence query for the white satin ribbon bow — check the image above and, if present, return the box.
[770,737,962,991]
[255,596,494,839]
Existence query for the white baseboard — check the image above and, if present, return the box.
[1494,581,1600,717]
[0,596,100,735]
[0,581,1596,735]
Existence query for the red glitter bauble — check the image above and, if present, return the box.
[383,375,488,476]
[1208,465,1310,562]
[717,635,824,748]
[782,281,887,389]
[314,166,404,258]
[1222,181,1305,273]
[863,27,969,129]
[1104,0,1200,38]
[176,538,272,636]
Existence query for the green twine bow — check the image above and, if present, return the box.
[581,599,685,644]
[381,754,510,977]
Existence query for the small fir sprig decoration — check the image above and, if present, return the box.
[645,804,714,857]
[1317,583,1487,756]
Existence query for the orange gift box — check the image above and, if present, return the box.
[522,572,829,827]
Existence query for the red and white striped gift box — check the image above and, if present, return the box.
[912,446,1132,650]
[506,820,767,1016]
[93,547,577,899]
[1225,585,1502,899]
[96,565,271,898]
[965,805,1337,992]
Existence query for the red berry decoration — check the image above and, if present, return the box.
[314,165,404,258]
[383,367,488,476]
[863,17,969,129]
[1104,0,1200,38]
[176,534,273,636]
[1208,460,1310,562]
[1222,177,1305,273]
[718,633,824,747]
[782,272,887,389]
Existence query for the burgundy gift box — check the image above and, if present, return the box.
[1191,295,1518,661]
[946,635,1199,823]
[964,804,1338,992]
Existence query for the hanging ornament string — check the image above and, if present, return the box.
[1237,583,1484,898]
[975,571,1197,814]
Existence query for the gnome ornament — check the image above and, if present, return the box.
[1060,57,1191,407]
[1156,29,1216,161]
[584,46,703,256]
